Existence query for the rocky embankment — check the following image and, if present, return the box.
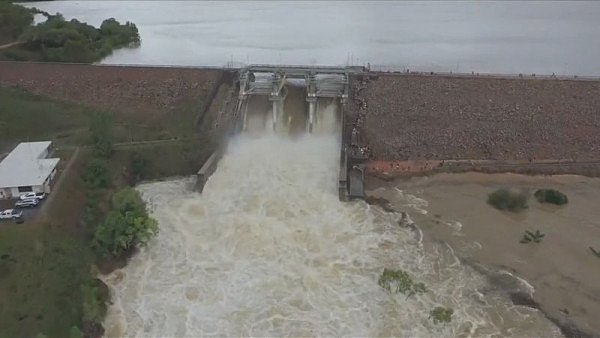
[350,73,600,163]
[0,62,227,116]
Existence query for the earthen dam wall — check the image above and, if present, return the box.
[348,72,600,177]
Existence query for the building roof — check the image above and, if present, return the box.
[0,142,59,188]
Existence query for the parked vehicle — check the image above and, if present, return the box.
[19,192,46,200]
[15,199,39,208]
[0,209,23,219]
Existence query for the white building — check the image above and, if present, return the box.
[0,141,60,199]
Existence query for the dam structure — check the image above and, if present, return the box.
[236,65,360,132]
[198,64,368,200]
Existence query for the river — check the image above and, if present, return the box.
[100,98,560,336]
[24,1,600,75]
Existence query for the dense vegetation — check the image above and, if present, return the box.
[92,188,158,257]
[0,1,34,44]
[0,226,101,337]
[0,2,140,62]
[534,189,568,205]
[487,188,529,212]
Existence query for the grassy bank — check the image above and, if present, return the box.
[0,86,219,336]
[0,86,213,154]
[0,224,95,337]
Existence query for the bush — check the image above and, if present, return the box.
[92,188,158,257]
[534,189,568,205]
[520,230,545,244]
[378,268,428,297]
[89,112,113,158]
[80,279,108,324]
[487,189,528,211]
[130,151,150,183]
[430,306,453,324]
[83,158,111,189]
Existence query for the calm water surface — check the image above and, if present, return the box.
[25,1,600,75]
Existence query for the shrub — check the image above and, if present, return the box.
[378,268,428,297]
[83,158,111,189]
[89,112,113,158]
[520,230,545,244]
[92,188,158,257]
[534,189,568,205]
[130,151,150,183]
[487,189,528,211]
[430,306,453,324]
[80,279,108,324]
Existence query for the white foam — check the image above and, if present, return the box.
[102,134,558,337]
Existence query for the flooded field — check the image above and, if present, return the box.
[369,173,600,335]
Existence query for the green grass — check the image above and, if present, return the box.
[0,224,95,337]
[0,86,213,154]
[0,87,93,152]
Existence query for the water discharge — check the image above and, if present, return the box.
[103,103,559,337]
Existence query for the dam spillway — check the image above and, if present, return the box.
[102,66,558,336]
[103,126,557,337]
[197,65,367,200]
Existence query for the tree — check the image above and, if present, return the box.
[0,2,34,44]
[93,188,158,257]
[89,112,113,158]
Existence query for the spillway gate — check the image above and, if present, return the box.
[197,65,367,201]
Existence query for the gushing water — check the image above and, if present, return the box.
[103,107,559,337]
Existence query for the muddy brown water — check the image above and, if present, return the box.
[102,97,561,336]
[367,173,600,336]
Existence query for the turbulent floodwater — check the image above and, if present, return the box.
[24,1,600,75]
[102,116,559,336]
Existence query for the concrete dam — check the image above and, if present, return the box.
[197,65,369,201]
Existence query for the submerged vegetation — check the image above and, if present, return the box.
[0,2,140,62]
[520,230,545,244]
[378,268,428,297]
[430,306,454,324]
[590,247,600,258]
[487,188,528,212]
[534,189,568,205]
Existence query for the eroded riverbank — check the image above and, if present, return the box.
[366,172,600,337]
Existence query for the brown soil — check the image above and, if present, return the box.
[0,61,227,117]
[350,73,600,162]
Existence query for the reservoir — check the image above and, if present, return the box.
[25,1,600,75]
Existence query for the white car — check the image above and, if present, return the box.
[15,199,39,208]
[19,192,46,201]
[0,209,23,219]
